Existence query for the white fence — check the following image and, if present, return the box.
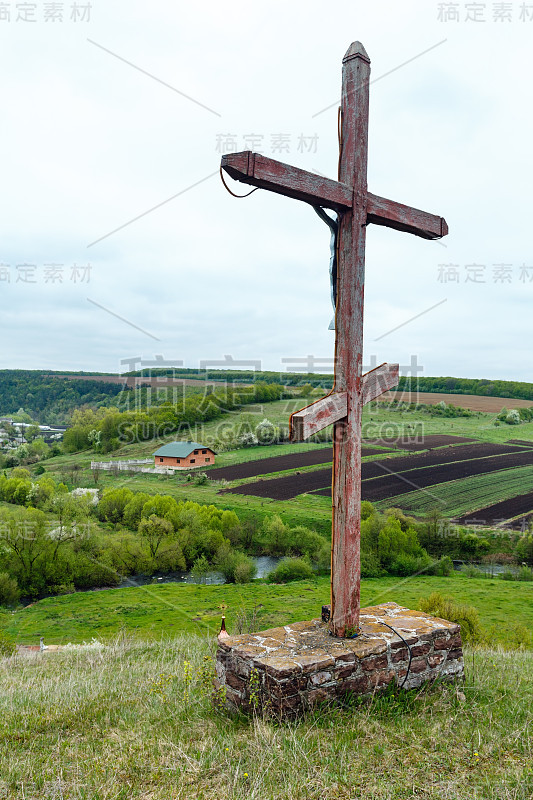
[90,459,176,475]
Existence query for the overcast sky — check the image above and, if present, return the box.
[1,0,532,382]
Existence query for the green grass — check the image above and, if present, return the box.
[378,465,533,517]
[0,636,532,799]
[6,573,533,647]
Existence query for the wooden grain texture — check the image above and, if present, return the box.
[222,152,353,211]
[361,363,400,405]
[290,364,399,441]
[290,392,348,442]
[367,193,448,240]
[330,41,371,637]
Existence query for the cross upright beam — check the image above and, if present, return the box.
[329,41,370,637]
[221,42,448,638]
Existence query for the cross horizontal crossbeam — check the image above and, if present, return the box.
[222,151,352,211]
[222,152,447,239]
[290,362,399,442]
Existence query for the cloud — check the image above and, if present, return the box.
[1,0,532,382]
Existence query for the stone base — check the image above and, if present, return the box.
[215,602,464,716]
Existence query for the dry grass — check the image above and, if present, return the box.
[0,635,532,799]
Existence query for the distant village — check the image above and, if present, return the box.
[0,417,67,451]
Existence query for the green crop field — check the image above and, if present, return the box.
[37,396,533,531]
[377,465,533,517]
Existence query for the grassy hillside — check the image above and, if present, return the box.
[1,636,531,799]
[37,397,533,533]
[7,573,533,647]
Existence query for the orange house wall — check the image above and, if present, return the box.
[154,449,215,469]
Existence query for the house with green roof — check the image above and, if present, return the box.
[153,441,216,470]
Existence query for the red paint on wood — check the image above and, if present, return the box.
[329,42,371,637]
[290,392,348,442]
[290,363,399,441]
[367,193,448,240]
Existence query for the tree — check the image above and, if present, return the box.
[255,418,276,446]
[46,493,92,559]
[191,555,210,584]
[138,514,174,559]
[97,487,134,523]
[0,572,20,606]
[25,425,41,443]
[0,506,50,590]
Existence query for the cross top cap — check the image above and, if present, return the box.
[343,41,370,64]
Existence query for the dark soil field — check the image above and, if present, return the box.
[222,468,333,499]
[222,441,533,501]
[457,493,533,527]
[359,449,533,503]
[209,436,478,483]
[205,445,390,481]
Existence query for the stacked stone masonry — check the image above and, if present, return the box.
[215,602,464,715]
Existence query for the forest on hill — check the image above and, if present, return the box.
[3,369,533,425]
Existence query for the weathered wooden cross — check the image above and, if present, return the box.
[221,41,448,637]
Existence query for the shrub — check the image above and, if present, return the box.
[233,556,257,584]
[191,555,210,584]
[360,550,383,578]
[389,551,433,577]
[216,546,256,584]
[97,487,134,523]
[517,565,533,582]
[255,418,276,446]
[463,564,486,578]
[0,572,20,607]
[0,630,16,657]
[500,569,516,581]
[267,557,314,583]
[418,591,481,643]
[431,555,454,577]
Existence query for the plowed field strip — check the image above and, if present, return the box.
[210,435,485,482]
[221,443,533,501]
[457,492,533,525]
[360,450,533,502]
[374,466,533,517]
[206,446,385,481]
[220,468,333,500]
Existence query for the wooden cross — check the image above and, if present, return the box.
[221,41,448,637]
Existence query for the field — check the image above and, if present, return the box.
[380,466,533,519]
[205,444,389,481]
[386,390,533,412]
[7,573,533,646]
[1,637,532,800]
[39,395,533,532]
[457,491,533,527]
[222,441,533,503]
